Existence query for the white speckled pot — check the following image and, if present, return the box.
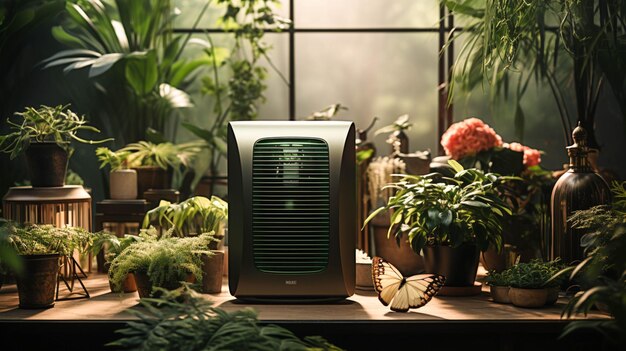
[110,169,138,200]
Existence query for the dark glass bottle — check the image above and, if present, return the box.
[550,123,611,264]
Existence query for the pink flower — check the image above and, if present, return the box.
[503,142,542,167]
[441,118,503,160]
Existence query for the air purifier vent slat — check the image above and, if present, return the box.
[252,138,330,274]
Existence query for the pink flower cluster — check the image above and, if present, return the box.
[504,142,542,167]
[441,118,503,160]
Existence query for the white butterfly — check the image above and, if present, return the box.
[372,256,445,312]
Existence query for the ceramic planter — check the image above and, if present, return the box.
[109,169,138,200]
[423,244,480,287]
[356,262,374,290]
[509,287,548,308]
[371,213,423,276]
[16,254,60,309]
[25,142,68,187]
[489,285,511,304]
[545,286,560,305]
[133,166,171,198]
[201,251,224,294]
[106,263,137,294]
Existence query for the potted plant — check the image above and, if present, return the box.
[374,114,413,155]
[0,104,111,187]
[143,196,228,293]
[96,147,137,200]
[485,269,512,304]
[2,223,92,308]
[365,156,424,276]
[118,141,203,197]
[108,229,216,298]
[91,233,142,293]
[438,117,553,268]
[507,259,563,308]
[365,160,511,287]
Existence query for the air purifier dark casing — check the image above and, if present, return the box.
[228,121,356,301]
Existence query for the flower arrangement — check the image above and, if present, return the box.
[441,117,543,174]
[441,117,502,160]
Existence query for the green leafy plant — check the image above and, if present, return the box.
[3,222,98,257]
[552,182,626,346]
[485,269,512,287]
[143,196,228,240]
[0,104,111,159]
[374,114,412,136]
[44,0,210,144]
[182,0,290,189]
[506,259,564,289]
[119,140,204,170]
[109,283,342,350]
[90,232,142,264]
[96,147,130,171]
[108,228,216,290]
[364,160,512,253]
[444,0,626,147]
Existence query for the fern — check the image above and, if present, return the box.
[108,228,217,291]
[109,285,343,351]
[3,223,104,256]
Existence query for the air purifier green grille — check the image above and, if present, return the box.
[252,138,330,274]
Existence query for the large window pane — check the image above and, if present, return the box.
[174,0,290,28]
[295,0,440,28]
[295,33,439,155]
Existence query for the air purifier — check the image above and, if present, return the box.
[228,121,356,301]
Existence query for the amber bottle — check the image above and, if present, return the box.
[550,123,611,264]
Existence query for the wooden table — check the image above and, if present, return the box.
[0,274,609,350]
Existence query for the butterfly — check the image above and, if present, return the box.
[371,256,445,312]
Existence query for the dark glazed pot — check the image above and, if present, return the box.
[16,254,60,309]
[423,244,480,287]
[133,166,172,198]
[25,142,68,187]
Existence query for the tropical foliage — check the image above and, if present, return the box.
[364,160,512,253]
[0,104,111,159]
[143,195,228,238]
[44,0,202,144]
[444,0,626,147]
[96,146,131,171]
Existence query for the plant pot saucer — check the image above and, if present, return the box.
[438,282,482,296]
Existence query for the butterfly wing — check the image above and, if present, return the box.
[372,256,404,306]
[404,274,445,309]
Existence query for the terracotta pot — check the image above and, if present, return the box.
[110,169,138,200]
[371,215,423,276]
[25,142,68,187]
[201,251,224,294]
[545,286,560,305]
[133,270,194,298]
[16,254,60,309]
[480,245,507,272]
[423,244,480,287]
[509,287,548,308]
[109,273,137,293]
[356,262,374,290]
[489,285,511,304]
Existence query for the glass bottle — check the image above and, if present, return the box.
[550,123,611,264]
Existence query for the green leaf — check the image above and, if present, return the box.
[461,200,489,208]
[89,53,125,77]
[125,51,158,95]
[447,159,464,173]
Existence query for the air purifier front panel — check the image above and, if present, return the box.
[228,121,355,300]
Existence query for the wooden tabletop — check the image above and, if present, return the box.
[0,273,608,323]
